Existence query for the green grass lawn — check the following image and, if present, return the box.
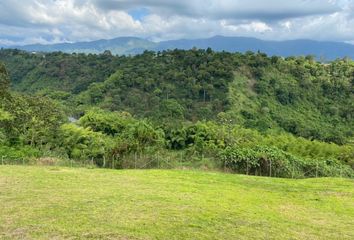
[0,166,353,239]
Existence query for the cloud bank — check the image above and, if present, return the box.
[0,0,353,45]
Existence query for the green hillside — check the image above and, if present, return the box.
[0,49,353,178]
[0,166,353,239]
[1,49,353,143]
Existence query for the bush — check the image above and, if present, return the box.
[220,146,354,178]
[60,123,112,163]
[0,146,41,164]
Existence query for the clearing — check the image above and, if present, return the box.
[0,166,353,239]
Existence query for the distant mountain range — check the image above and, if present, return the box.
[9,37,156,55]
[3,36,354,60]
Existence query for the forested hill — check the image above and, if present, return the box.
[3,36,354,60]
[156,36,354,60]
[0,48,353,144]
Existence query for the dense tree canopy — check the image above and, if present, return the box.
[1,49,352,144]
[0,49,353,178]
[0,62,10,97]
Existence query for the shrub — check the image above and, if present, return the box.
[60,123,112,163]
[220,146,353,178]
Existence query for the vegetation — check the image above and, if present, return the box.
[0,49,353,178]
[0,166,353,239]
[1,49,353,142]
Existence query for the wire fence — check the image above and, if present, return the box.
[224,157,348,179]
[0,154,349,179]
[0,153,187,170]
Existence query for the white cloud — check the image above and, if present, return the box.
[0,0,353,45]
[93,0,340,20]
[280,21,292,31]
[221,21,272,33]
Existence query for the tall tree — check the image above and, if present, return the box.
[0,62,10,97]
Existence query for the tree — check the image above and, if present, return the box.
[159,99,185,120]
[0,93,65,147]
[60,123,110,161]
[0,62,10,97]
[79,108,134,136]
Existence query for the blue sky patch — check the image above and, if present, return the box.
[128,8,150,21]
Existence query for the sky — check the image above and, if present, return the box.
[0,0,354,46]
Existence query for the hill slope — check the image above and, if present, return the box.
[5,35,354,59]
[13,37,156,55]
[157,36,354,60]
[0,49,353,144]
[1,166,353,239]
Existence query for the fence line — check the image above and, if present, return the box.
[0,155,346,179]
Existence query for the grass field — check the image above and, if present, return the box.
[0,166,353,239]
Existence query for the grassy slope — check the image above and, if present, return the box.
[0,166,353,240]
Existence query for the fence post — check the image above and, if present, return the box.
[315,161,318,178]
[269,160,272,177]
[180,152,183,169]
[103,156,106,168]
[157,154,160,169]
[246,159,249,175]
[340,165,342,178]
[134,152,137,169]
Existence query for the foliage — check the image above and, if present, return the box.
[0,50,353,178]
[1,49,353,144]
[78,108,134,136]
[0,62,10,97]
[0,93,65,147]
[60,123,111,162]
[220,146,353,178]
[0,145,41,159]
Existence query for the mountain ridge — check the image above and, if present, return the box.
[3,35,354,60]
